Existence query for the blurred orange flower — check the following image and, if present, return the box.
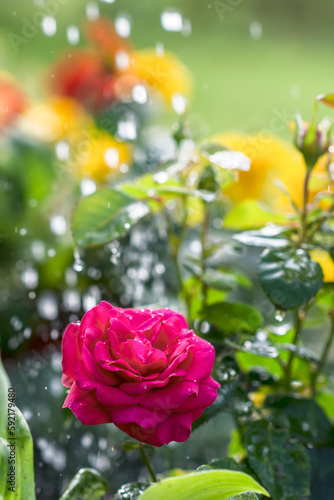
[51,50,115,112]
[73,128,131,182]
[214,132,334,213]
[19,96,93,143]
[51,17,191,113]
[0,74,26,128]
[128,49,192,104]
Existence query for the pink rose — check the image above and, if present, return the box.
[61,301,219,447]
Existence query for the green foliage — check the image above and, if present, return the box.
[139,470,269,500]
[0,356,36,500]
[72,189,151,247]
[308,447,334,499]
[245,420,311,500]
[264,395,332,446]
[200,302,263,334]
[258,248,324,309]
[59,468,108,500]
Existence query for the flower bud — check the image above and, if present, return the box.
[293,114,332,168]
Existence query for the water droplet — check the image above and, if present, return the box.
[171,93,188,115]
[41,16,57,37]
[55,141,70,161]
[37,292,58,320]
[86,2,99,21]
[50,215,67,236]
[66,25,80,45]
[275,310,285,322]
[81,178,97,196]
[161,10,183,32]
[132,84,147,104]
[104,148,119,169]
[249,20,263,40]
[115,14,131,38]
[21,267,39,289]
[115,51,130,71]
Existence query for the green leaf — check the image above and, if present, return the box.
[224,200,287,230]
[155,185,216,203]
[258,248,324,309]
[202,269,246,292]
[228,494,258,500]
[316,392,334,420]
[59,468,108,500]
[245,420,311,500]
[201,302,263,334]
[233,227,290,249]
[308,447,334,499]
[0,354,10,438]
[0,356,36,500]
[114,482,150,500]
[277,343,319,364]
[197,165,220,193]
[226,339,279,358]
[264,396,332,445]
[72,189,150,247]
[139,470,269,500]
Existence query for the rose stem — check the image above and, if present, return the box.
[284,308,303,391]
[139,444,157,482]
[200,202,210,308]
[311,311,334,396]
[299,166,312,245]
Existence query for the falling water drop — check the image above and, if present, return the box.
[275,310,285,322]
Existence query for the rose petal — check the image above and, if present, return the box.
[110,405,167,430]
[176,376,220,413]
[116,411,192,446]
[140,381,199,412]
[61,323,80,384]
[80,301,114,337]
[81,345,120,385]
[63,382,111,425]
[180,337,216,381]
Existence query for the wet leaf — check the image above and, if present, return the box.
[264,396,332,446]
[308,447,334,499]
[277,343,319,364]
[59,468,108,500]
[202,269,247,292]
[233,227,290,248]
[201,302,263,334]
[0,356,36,500]
[258,248,324,309]
[72,189,151,247]
[226,339,279,358]
[139,470,269,500]
[114,482,150,500]
[245,420,311,500]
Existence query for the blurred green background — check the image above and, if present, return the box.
[1,0,333,137]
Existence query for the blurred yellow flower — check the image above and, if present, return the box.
[128,49,192,104]
[310,249,334,282]
[19,96,93,143]
[74,129,131,183]
[213,132,334,213]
